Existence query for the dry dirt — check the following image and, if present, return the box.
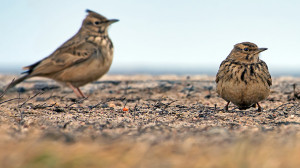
[0,74,300,168]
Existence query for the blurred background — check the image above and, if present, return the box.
[1,0,300,76]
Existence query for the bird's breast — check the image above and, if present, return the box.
[216,61,270,107]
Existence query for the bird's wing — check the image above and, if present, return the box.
[260,60,272,86]
[215,60,228,83]
[24,37,99,76]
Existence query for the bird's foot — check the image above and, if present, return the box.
[257,103,262,112]
[223,101,230,112]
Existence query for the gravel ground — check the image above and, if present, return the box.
[0,74,300,168]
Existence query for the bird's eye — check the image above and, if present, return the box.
[244,48,249,51]
[94,21,100,25]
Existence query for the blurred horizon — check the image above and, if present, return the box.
[1,64,299,77]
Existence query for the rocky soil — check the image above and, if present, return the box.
[0,74,300,168]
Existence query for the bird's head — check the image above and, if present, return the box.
[82,9,118,34]
[227,42,267,63]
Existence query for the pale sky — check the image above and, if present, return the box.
[1,0,300,76]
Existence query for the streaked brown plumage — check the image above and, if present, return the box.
[6,9,118,98]
[216,42,272,111]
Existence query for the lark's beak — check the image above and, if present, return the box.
[108,19,119,24]
[258,48,268,53]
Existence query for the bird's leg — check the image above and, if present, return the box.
[75,87,86,98]
[257,103,262,112]
[224,101,230,111]
[67,83,86,98]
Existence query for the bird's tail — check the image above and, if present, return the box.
[5,75,29,91]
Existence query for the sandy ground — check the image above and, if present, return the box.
[0,74,300,168]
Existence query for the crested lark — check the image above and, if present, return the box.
[6,9,118,98]
[216,42,272,111]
